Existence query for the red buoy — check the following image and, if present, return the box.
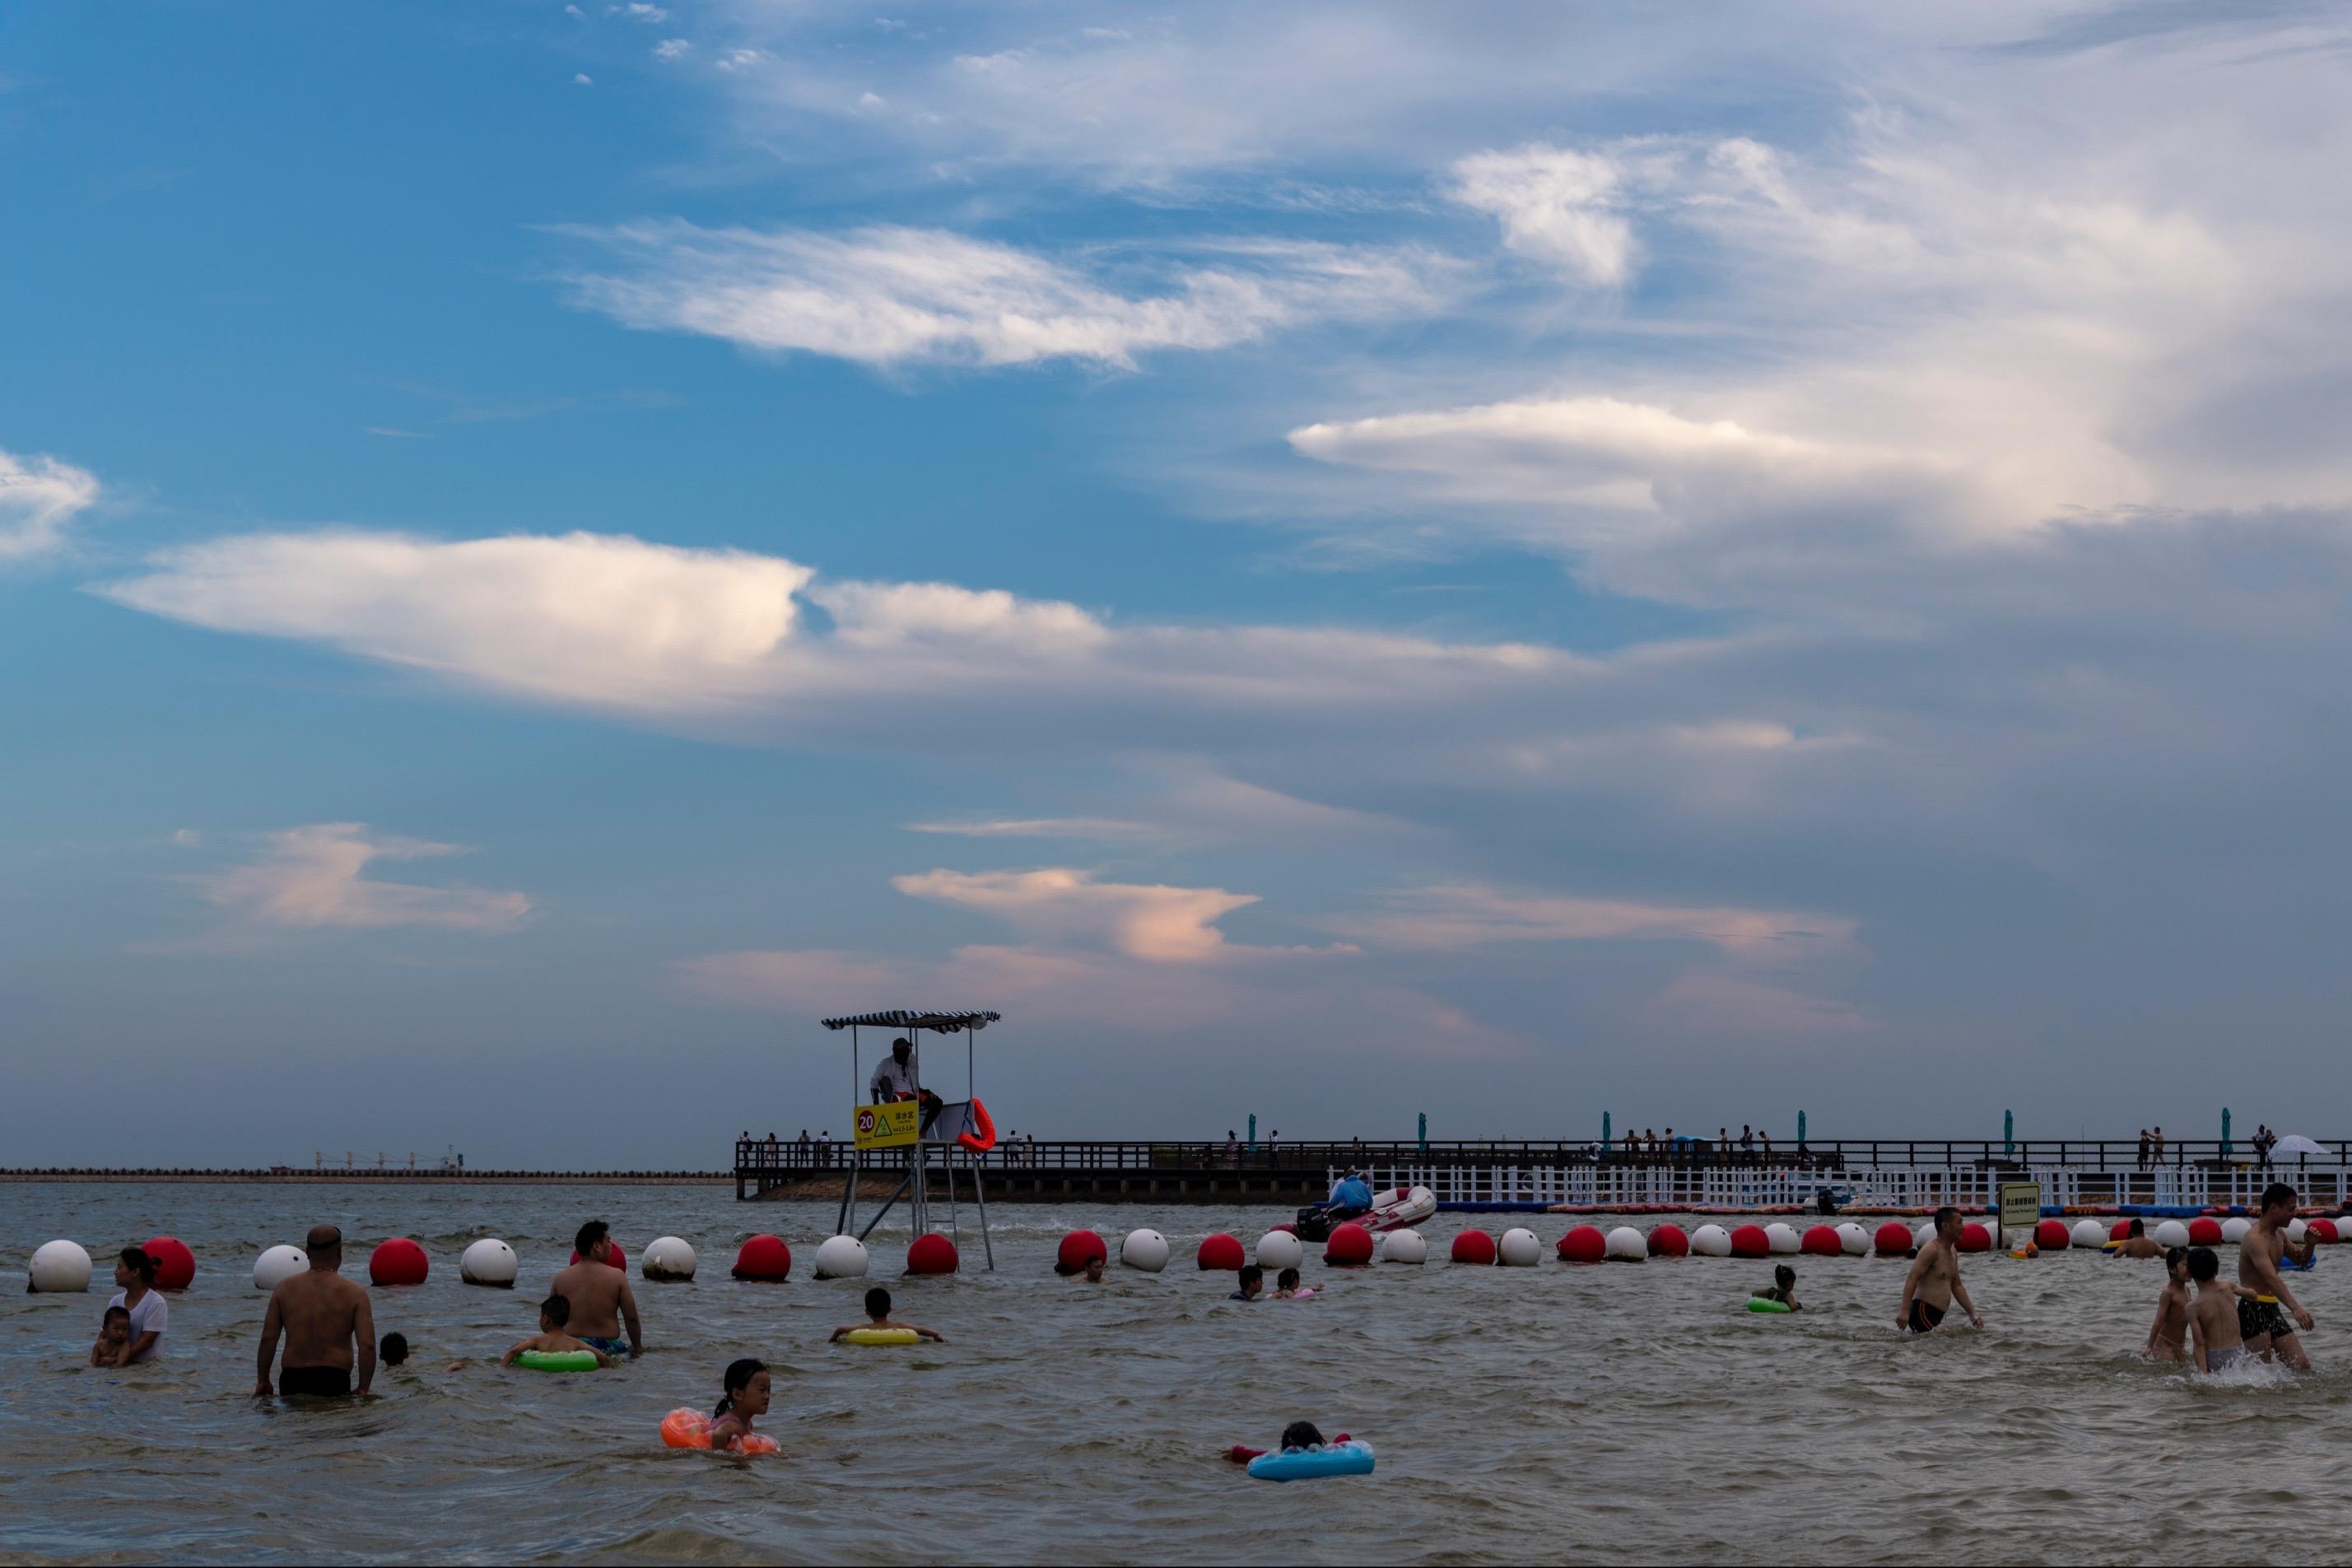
[1557,1225,1605,1264]
[731,1234,792,1282]
[2310,1217,2340,1245]
[2110,1219,2134,1242]
[1195,1232,1246,1271]
[1450,1229,1497,1265]
[1958,1221,1991,1253]
[1729,1224,1771,1259]
[1647,1224,1690,1258]
[2187,1217,2225,1246]
[1799,1225,1842,1257]
[906,1234,958,1275]
[1057,1230,1107,1273]
[2034,1218,2070,1250]
[368,1237,429,1287]
[1325,1223,1375,1267]
[1873,1221,1913,1256]
[142,1236,196,1291]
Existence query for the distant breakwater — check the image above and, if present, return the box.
[0,1170,732,1185]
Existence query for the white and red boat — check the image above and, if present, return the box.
[1293,1184,1437,1241]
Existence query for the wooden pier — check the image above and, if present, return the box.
[734,1137,2352,1208]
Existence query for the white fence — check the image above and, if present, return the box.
[1345,1160,2351,1210]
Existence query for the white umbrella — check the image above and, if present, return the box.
[2272,1134,2331,1158]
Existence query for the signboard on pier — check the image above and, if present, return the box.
[1998,1181,2042,1244]
[854,1102,921,1149]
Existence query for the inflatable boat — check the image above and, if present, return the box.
[1294,1184,1437,1242]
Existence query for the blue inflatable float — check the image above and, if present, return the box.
[1247,1440,1376,1482]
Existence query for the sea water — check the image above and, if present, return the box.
[4,1182,2350,1566]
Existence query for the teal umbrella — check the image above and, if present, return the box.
[1417,1111,1427,1155]
[1247,1114,1256,1154]
[2004,1110,2014,1159]
[2222,1107,2233,1157]
[1602,1111,1612,1151]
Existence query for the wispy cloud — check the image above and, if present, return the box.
[892,866,1289,963]
[204,823,532,933]
[0,448,100,562]
[557,222,1450,370]
[1320,882,1854,961]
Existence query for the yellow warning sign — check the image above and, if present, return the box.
[853,1102,921,1150]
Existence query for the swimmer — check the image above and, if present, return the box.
[2116,1219,2163,1260]
[705,1358,774,1454]
[105,1247,167,1366]
[1279,1420,1326,1451]
[2187,1246,2256,1373]
[1896,1206,1984,1333]
[379,1333,408,1368]
[2142,1248,2191,1361]
[830,1287,944,1344]
[1753,1263,1803,1312]
[254,1224,375,1398]
[550,1221,641,1361]
[2238,1182,2317,1369]
[90,1305,131,1367]
[504,1293,614,1368]
[1271,1267,1316,1300]
[1078,1256,1106,1283]
[1230,1263,1265,1302]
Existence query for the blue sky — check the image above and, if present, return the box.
[6,2,2352,1166]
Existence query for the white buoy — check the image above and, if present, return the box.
[1497,1227,1541,1267]
[640,1236,697,1282]
[2153,1219,2191,1249]
[1604,1226,1646,1262]
[1120,1229,1170,1273]
[1381,1228,1428,1264]
[451,1238,516,1287]
[1255,1230,1305,1271]
[813,1235,869,1279]
[1691,1224,1732,1258]
[253,1245,308,1292]
[29,1240,93,1293]
[2070,1219,2108,1249]
[1915,1222,1938,1249]
[1836,1222,1870,1256]
[2221,1217,2252,1243]
[1765,1222,1800,1255]
[2286,1218,2309,1245]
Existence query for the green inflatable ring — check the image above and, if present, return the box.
[517,1349,602,1372]
[1746,1296,1792,1314]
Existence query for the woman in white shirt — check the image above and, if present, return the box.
[105,1246,168,1365]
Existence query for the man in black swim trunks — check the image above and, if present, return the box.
[1897,1207,1985,1333]
[254,1225,375,1398]
[2239,1182,2317,1369]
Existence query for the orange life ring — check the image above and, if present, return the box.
[958,1097,997,1154]
[660,1408,779,1455]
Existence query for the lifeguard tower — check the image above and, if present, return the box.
[822,1007,1002,1269]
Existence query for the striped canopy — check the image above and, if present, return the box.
[820,1010,1001,1033]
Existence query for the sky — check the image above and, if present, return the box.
[5,2,2351,1167]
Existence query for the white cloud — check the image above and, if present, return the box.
[1320,882,1854,961]
[715,47,769,72]
[892,867,1268,962]
[0,448,100,561]
[205,824,532,933]
[906,817,1168,843]
[575,73,594,86]
[1451,144,1634,285]
[653,38,690,61]
[557,222,1447,370]
[614,2,668,21]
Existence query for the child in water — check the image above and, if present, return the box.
[1752,1264,1802,1311]
[90,1305,130,1366]
[1271,1267,1316,1300]
[1078,1256,1106,1283]
[1230,1264,1265,1301]
[2142,1249,2192,1361]
[2186,1246,2256,1373]
[831,1287,945,1343]
[503,1293,615,1367]
[706,1358,771,1453]
[1225,1419,1348,1463]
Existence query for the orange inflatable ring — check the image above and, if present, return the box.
[957,1096,997,1154]
[659,1408,779,1455]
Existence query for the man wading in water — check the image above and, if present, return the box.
[254,1226,375,1398]
[551,1221,642,1360]
[1896,1206,1985,1333]
[2239,1181,2317,1368]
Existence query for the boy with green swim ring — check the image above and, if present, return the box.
[503,1294,613,1368]
[1751,1264,1802,1311]
[830,1287,945,1344]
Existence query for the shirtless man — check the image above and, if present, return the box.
[1896,1206,1985,1333]
[2238,1182,2316,1369]
[2115,1218,2164,1259]
[254,1225,375,1398]
[550,1220,641,1360]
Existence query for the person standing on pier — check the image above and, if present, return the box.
[552,1221,642,1360]
[1896,1207,1985,1333]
